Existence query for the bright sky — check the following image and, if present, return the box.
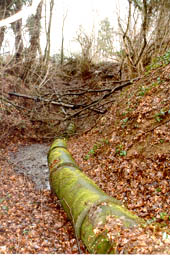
[0,0,128,56]
[49,0,128,55]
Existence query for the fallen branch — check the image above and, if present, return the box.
[89,107,106,114]
[8,92,75,108]
[8,77,140,121]
[64,99,103,120]
[64,78,138,120]
[113,76,140,91]
[0,96,27,110]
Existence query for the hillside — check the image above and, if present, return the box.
[68,63,170,217]
[67,64,170,253]
[0,60,169,253]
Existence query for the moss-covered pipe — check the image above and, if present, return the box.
[48,138,144,254]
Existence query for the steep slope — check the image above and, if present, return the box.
[68,64,170,229]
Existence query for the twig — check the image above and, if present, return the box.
[38,65,50,88]
[89,107,106,114]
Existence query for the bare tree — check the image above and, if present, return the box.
[11,0,24,61]
[117,0,170,77]
[74,26,95,76]
[0,0,33,59]
[60,11,68,65]
[43,0,54,65]
[20,0,43,82]
[27,0,43,61]
[0,0,12,50]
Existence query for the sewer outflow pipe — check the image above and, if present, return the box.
[48,138,144,254]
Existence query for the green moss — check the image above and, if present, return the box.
[51,138,67,148]
[81,213,115,254]
[48,147,77,172]
[48,139,145,254]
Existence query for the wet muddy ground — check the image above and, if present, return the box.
[9,144,50,190]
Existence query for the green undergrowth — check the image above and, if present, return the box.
[146,49,170,72]
[84,138,110,160]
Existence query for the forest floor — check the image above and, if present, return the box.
[0,60,169,253]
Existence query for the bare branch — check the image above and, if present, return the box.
[135,0,147,66]
[8,92,75,108]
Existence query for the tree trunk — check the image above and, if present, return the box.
[0,27,5,50]
[48,138,145,254]
[0,1,10,50]
[43,0,54,65]
[11,18,24,61]
[21,0,43,82]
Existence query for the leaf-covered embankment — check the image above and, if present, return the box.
[68,64,170,253]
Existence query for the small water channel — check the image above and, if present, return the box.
[9,144,50,190]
